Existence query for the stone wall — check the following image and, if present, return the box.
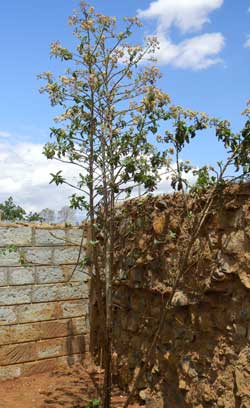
[91,183,250,408]
[0,223,89,381]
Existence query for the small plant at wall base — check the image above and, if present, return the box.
[86,399,100,408]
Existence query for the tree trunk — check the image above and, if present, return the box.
[103,236,112,408]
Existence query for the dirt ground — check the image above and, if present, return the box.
[0,364,141,408]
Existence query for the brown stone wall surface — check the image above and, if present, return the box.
[0,224,89,381]
[91,183,250,408]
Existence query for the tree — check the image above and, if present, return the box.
[0,197,26,221]
[57,206,76,223]
[0,197,47,222]
[39,208,55,223]
[39,3,170,406]
[26,211,44,222]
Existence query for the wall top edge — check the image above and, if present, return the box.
[0,223,87,230]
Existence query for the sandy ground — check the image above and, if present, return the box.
[0,364,141,408]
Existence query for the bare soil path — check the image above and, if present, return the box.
[0,364,141,408]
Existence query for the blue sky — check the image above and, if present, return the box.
[0,0,249,211]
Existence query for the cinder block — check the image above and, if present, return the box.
[32,285,58,302]
[32,283,87,303]
[56,282,86,301]
[9,323,41,344]
[40,319,69,339]
[0,341,37,365]
[36,336,86,360]
[0,365,21,381]
[71,268,88,282]
[36,338,64,359]
[66,228,86,246]
[72,316,89,334]
[36,266,65,283]
[0,227,32,246]
[0,326,10,344]
[21,354,85,378]
[57,352,86,367]
[0,306,17,325]
[35,229,66,246]
[0,268,8,286]
[60,299,88,318]
[17,302,59,323]
[24,247,53,265]
[0,286,31,306]
[21,357,58,377]
[61,265,88,283]
[8,267,35,285]
[0,250,20,267]
[40,317,89,340]
[53,247,83,265]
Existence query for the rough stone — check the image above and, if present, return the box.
[233,324,247,337]
[238,270,250,289]
[152,213,166,235]
[171,291,189,306]
[221,231,245,254]
[139,389,164,408]
[218,209,243,229]
[235,347,250,399]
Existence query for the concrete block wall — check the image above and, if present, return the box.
[0,224,89,381]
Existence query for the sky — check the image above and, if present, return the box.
[0,0,249,212]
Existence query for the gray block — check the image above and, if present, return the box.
[8,267,35,285]
[0,287,32,305]
[0,227,32,246]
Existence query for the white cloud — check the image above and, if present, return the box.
[138,0,223,33]
[0,131,11,138]
[138,0,225,70]
[156,32,224,69]
[0,141,198,215]
[244,35,250,48]
[0,142,80,213]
